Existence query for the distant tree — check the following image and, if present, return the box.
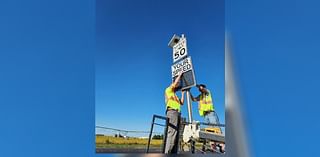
[152,134,164,140]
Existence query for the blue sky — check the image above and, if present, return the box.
[226,1,320,156]
[0,0,320,157]
[2,0,320,157]
[95,0,225,135]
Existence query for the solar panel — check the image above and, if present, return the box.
[172,70,196,91]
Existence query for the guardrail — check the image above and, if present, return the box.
[146,114,169,153]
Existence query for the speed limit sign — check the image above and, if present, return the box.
[172,37,188,63]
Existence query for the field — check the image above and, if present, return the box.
[96,135,162,153]
[95,135,216,154]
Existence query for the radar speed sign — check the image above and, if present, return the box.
[173,38,188,63]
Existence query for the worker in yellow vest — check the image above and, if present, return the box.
[190,84,225,153]
[190,84,220,129]
[164,71,185,154]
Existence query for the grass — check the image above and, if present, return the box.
[96,135,162,148]
[96,135,207,151]
[96,143,159,149]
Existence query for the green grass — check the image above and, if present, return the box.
[96,143,160,149]
[96,135,162,145]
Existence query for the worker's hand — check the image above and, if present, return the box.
[184,88,190,91]
[181,90,185,95]
[178,71,184,76]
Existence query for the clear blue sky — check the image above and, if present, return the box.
[227,1,320,156]
[1,0,320,156]
[95,0,225,134]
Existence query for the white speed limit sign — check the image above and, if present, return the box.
[172,37,188,63]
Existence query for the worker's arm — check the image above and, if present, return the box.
[203,88,209,94]
[180,90,185,105]
[190,93,201,102]
[190,92,195,101]
[171,71,183,88]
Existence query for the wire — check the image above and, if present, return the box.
[96,126,162,134]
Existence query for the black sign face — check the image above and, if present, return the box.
[172,70,196,90]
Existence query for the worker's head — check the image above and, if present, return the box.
[196,84,207,93]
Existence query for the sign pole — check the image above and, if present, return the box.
[186,90,193,123]
[168,34,195,123]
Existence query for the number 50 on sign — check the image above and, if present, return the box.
[173,38,188,63]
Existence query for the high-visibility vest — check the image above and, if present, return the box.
[199,90,214,116]
[165,85,181,112]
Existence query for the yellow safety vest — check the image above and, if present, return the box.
[199,90,214,116]
[165,85,181,112]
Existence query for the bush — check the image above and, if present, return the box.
[152,134,164,140]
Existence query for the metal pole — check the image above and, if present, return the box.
[146,115,155,153]
[186,90,193,123]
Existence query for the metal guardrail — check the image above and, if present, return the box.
[145,115,226,154]
[146,114,169,153]
[182,122,225,128]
